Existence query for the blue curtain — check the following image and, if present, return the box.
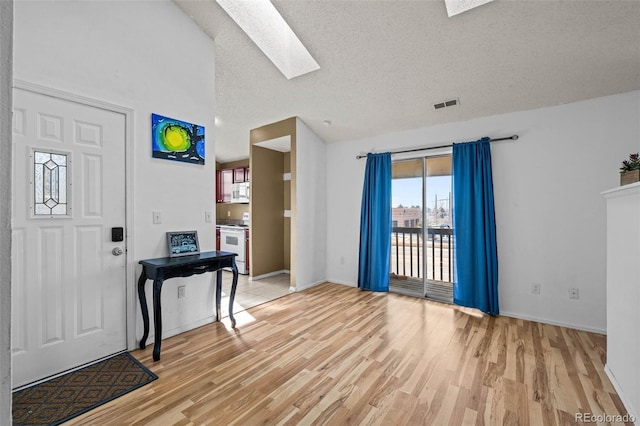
[452,138,499,315]
[358,153,392,292]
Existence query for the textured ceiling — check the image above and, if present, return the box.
[175,0,640,162]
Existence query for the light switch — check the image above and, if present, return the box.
[153,211,162,224]
[205,210,212,223]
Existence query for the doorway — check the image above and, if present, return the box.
[390,155,454,303]
[11,85,129,388]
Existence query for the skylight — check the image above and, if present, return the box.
[216,0,320,80]
[444,0,494,17]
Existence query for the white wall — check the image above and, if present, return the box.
[14,1,217,345]
[295,118,327,289]
[327,91,640,333]
[0,0,13,421]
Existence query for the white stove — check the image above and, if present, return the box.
[219,213,250,274]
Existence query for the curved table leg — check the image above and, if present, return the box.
[229,262,238,328]
[215,269,222,322]
[152,278,163,361]
[137,269,149,349]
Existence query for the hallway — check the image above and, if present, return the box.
[219,271,291,318]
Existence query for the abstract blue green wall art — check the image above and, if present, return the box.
[151,113,205,165]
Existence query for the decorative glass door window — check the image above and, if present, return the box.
[33,151,68,216]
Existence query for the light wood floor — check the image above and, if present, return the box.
[68,283,631,425]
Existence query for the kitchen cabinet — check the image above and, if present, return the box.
[216,169,233,203]
[216,171,222,202]
[217,167,249,204]
[233,167,249,183]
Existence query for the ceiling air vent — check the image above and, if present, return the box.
[433,98,459,110]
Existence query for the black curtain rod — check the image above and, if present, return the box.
[355,135,519,159]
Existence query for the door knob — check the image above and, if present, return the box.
[112,247,123,256]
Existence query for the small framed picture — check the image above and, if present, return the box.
[166,231,200,257]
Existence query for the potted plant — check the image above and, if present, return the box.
[620,152,640,186]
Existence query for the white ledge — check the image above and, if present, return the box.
[602,181,640,198]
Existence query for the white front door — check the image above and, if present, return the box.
[11,87,127,388]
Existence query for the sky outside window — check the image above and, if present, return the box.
[392,176,451,209]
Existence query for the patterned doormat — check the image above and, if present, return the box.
[12,352,157,425]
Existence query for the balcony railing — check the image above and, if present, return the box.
[390,227,454,283]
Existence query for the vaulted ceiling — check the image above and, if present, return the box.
[175,0,640,162]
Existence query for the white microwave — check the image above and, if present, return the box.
[231,182,249,203]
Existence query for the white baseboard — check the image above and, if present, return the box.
[250,270,289,281]
[605,364,639,424]
[294,279,327,292]
[143,315,217,345]
[326,279,357,288]
[500,310,606,335]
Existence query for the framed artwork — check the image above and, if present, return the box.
[152,113,205,165]
[166,231,200,257]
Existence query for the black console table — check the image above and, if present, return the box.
[137,251,238,361]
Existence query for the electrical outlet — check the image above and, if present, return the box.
[152,211,162,224]
[531,282,541,295]
[205,210,212,223]
[227,210,231,217]
[178,286,185,299]
[569,287,579,299]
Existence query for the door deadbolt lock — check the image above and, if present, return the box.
[112,247,123,256]
[111,227,124,242]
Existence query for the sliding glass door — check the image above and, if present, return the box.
[390,155,453,302]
